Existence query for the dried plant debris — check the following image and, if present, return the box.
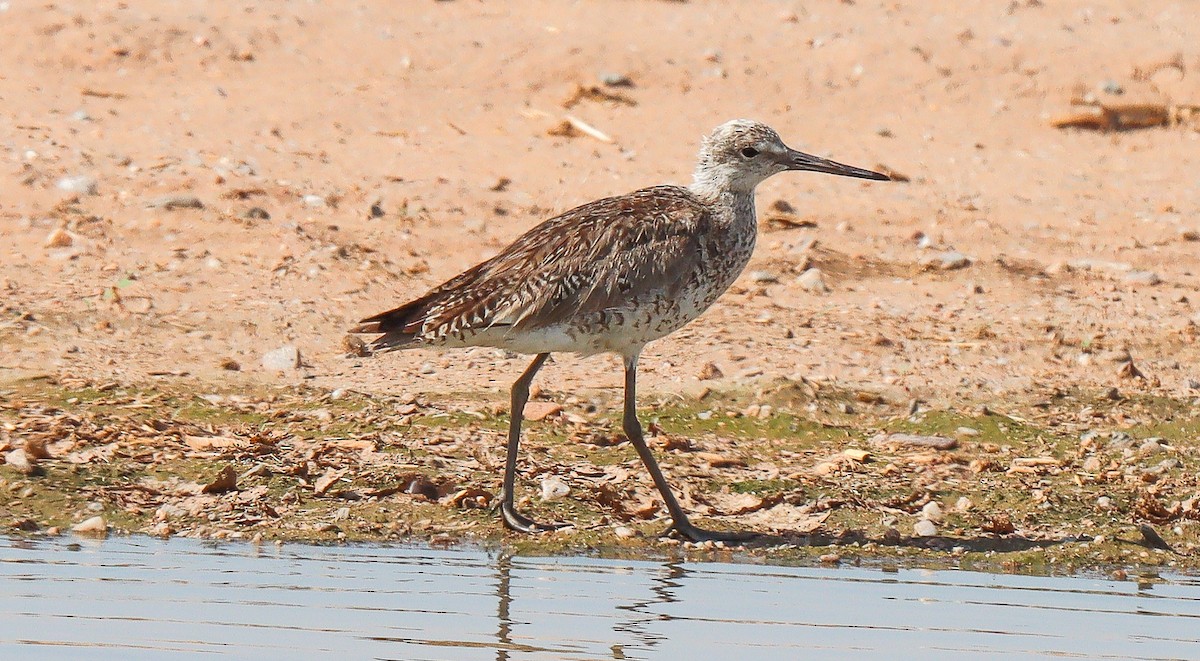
[1052,100,1200,132]
[2,376,1200,571]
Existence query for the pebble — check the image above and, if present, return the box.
[1066,258,1128,274]
[5,448,38,475]
[955,426,980,438]
[146,194,204,210]
[261,345,302,370]
[303,194,329,208]
[913,519,938,537]
[923,250,971,270]
[72,515,108,536]
[818,553,841,564]
[796,268,830,293]
[419,362,436,375]
[954,496,973,512]
[245,207,271,220]
[614,526,637,539]
[698,362,723,380]
[599,72,634,87]
[749,270,778,283]
[1097,496,1113,510]
[1123,270,1161,286]
[540,476,570,501]
[1138,438,1165,455]
[921,501,944,523]
[56,174,98,195]
[44,228,74,248]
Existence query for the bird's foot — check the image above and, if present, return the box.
[665,519,759,544]
[500,501,570,534]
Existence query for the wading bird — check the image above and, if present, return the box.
[354,120,888,541]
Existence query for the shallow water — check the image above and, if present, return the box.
[2,537,1199,660]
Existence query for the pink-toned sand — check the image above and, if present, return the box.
[3,1,1198,406]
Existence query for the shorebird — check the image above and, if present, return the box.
[354,119,888,542]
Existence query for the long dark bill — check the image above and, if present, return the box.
[785,148,891,181]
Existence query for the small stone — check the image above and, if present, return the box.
[262,345,301,370]
[4,448,38,475]
[796,268,830,293]
[244,207,271,220]
[1082,456,1103,472]
[540,476,570,501]
[913,519,938,537]
[599,72,634,87]
[818,553,841,564]
[146,194,204,210]
[954,496,973,512]
[921,501,944,523]
[614,525,637,539]
[955,426,980,438]
[72,515,107,536]
[1123,270,1161,286]
[1138,438,1164,455]
[56,174,98,195]
[749,270,778,283]
[1180,229,1199,242]
[1097,496,1113,510]
[219,358,241,371]
[303,194,329,207]
[923,250,971,270]
[419,362,436,375]
[44,228,74,248]
[698,362,723,380]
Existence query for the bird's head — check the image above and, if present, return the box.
[691,119,889,195]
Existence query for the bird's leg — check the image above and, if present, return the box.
[622,354,758,543]
[500,352,567,533]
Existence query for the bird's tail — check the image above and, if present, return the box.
[350,295,435,353]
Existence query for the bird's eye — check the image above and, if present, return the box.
[740,147,759,158]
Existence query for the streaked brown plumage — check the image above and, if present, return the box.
[354,119,888,541]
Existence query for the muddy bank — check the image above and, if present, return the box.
[2,374,1197,575]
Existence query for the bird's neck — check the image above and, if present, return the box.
[688,184,758,229]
